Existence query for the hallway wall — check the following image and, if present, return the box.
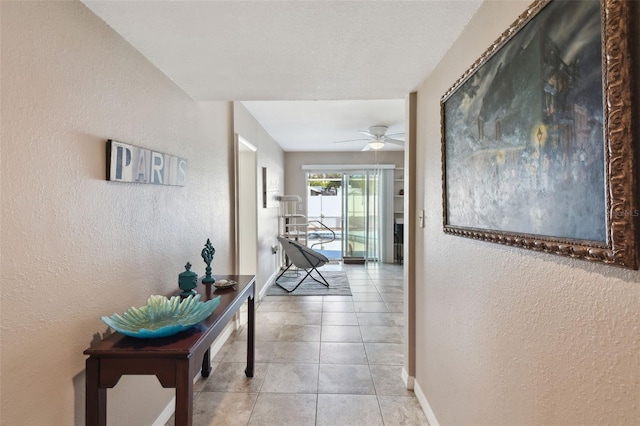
[234,103,285,296]
[414,1,640,424]
[1,2,234,424]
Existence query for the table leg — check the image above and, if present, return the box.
[174,359,193,426]
[85,357,107,426]
[201,348,212,377]
[245,295,255,377]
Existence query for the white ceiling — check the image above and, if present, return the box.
[242,99,407,151]
[82,0,483,151]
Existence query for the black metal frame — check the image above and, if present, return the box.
[275,238,329,293]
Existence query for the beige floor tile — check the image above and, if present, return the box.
[283,311,322,325]
[318,364,375,394]
[354,301,389,313]
[221,340,276,363]
[316,394,383,426]
[255,311,290,325]
[288,301,323,313]
[261,363,319,393]
[378,395,430,425]
[369,365,414,396]
[380,293,403,304]
[271,341,320,363]
[359,325,403,344]
[211,342,232,362]
[376,286,403,295]
[373,275,403,282]
[369,277,397,282]
[320,342,368,364]
[347,276,376,282]
[321,312,358,326]
[386,302,404,313]
[290,295,323,303]
[352,293,384,302]
[323,295,353,302]
[257,301,291,312]
[356,312,397,326]
[323,300,355,312]
[194,364,217,392]
[248,393,317,425]
[364,343,404,365]
[192,392,258,426]
[348,282,378,291]
[349,287,380,295]
[321,325,362,342]
[236,323,282,341]
[202,362,266,393]
[278,324,321,342]
[264,295,293,303]
[343,272,371,279]
[392,313,405,327]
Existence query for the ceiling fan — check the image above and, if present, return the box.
[334,125,405,151]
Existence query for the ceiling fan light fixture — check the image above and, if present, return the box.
[368,141,385,150]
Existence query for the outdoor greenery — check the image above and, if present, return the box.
[308,172,374,196]
[309,173,342,192]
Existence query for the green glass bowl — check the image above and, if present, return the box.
[101,294,221,338]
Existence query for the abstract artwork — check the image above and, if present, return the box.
[441,0,636,268]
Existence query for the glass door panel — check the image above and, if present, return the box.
[342,171,380,261]
[366,170,380,261]
[306,172,342,260]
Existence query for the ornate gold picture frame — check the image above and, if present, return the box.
[441,0,636,268]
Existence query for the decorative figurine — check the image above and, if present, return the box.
[201,238,216,284]
[178,262,198,297]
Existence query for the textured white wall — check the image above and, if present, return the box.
[1,2,234,425]
[415,1,640,424]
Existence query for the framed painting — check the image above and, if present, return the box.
[441,0,636,268]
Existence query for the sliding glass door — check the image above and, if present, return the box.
[306,165,394,263]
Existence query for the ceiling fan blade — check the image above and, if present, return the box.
[385,132,405,138]
[333,138,369,144]
[361,144,372,151]
[358,131,375,138]
[385,138,405,146]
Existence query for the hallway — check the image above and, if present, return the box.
[167,262,427,425]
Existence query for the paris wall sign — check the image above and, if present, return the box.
[106,140,188,186]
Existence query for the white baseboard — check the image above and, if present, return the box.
[401,367,415,390]
[259,267,280,300]
[152,321,237,426]
[413,379,440,426]
[153,396,176,426]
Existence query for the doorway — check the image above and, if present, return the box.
[235,135,257,275]
[305,165,394,263]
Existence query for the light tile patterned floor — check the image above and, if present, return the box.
[166,262,428,426]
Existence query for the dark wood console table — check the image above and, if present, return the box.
[84,274,255,426]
